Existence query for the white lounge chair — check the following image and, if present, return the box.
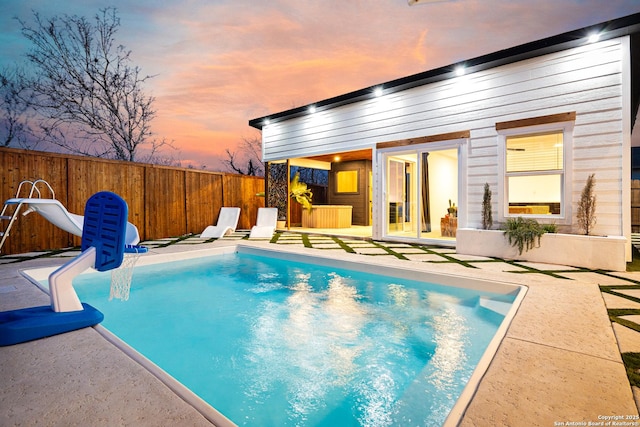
[200,207,240,238]
[249,207,278,239]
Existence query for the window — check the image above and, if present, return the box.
[505,131,564,216]
[496,112,574,222]
[336,170,358,193]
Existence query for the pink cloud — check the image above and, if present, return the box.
[6,0,637,170]
[133,0,640,169]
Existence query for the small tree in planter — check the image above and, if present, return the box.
[482,183,493,230]
[577,173,597,235]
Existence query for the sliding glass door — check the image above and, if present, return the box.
[386,155,417,237]
[383,147,458,241]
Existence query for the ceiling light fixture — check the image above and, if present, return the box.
[308,105,316,114]
[587,32,601,43]
[455,66,465,76]
[374,86,383,97]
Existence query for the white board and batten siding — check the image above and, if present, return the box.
[262,37,631,239]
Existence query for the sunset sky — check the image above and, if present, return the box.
[2,0,640,170]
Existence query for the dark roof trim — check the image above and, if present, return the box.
[249,12,640,130]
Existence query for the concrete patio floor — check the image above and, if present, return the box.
[1,231,639,426]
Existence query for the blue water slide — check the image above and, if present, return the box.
[0,191,146,346]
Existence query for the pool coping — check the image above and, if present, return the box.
[2,238,638,426]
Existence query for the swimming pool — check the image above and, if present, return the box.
[27,244,525,426]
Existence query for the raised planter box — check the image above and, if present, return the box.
[456,228,626,271]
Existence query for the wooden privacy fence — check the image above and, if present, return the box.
[0,147,265,255]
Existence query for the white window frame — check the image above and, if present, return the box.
[497,120,573,225]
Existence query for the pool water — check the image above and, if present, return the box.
[72,252,515,426]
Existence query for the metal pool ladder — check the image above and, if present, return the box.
[0,179,56,253]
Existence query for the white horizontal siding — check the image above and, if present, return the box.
[263,37,629,236]
[264,40,622,154]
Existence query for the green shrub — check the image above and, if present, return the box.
[542,223,557,233]
[503,217,546,255]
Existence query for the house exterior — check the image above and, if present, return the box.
[250,13,640,263]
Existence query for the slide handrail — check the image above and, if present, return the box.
[14,179,55,200]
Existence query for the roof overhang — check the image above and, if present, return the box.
[249,13,640,131]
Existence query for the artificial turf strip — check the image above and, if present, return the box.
[420,249,478,269]
[269,232,281,244]
[426,258,477,268]
[301,233,313,248]
[331,237,356,253]
[622,352,640,387]
[600,286,640,305]
[407,244,489,269]
[149,234,194,248]
[626,246,640,272]
[0,247,80,264]
[498,260,573,279]
[608,309,640,333]
[42,248,81,258]
[598,272,640,286]
[268,232,278,243]
[369,241,408,260]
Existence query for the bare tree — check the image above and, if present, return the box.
[17,7,171,161]
[224,135,264,176]
[0,67,36,148]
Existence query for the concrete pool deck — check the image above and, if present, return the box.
[1,231,639,426]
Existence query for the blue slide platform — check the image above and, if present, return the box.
[0,303,103,346]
